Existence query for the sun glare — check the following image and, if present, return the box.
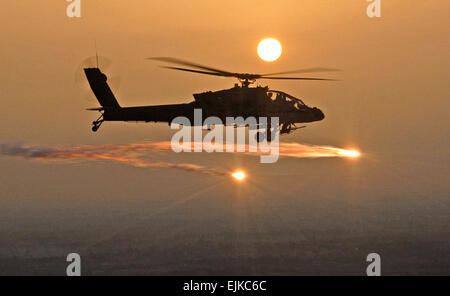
[231,170,247,182]
[257,38,282,62]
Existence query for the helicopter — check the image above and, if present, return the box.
[84,57,339,139]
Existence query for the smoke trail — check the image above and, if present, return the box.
[0,143,226,176]
[0,141,360,176]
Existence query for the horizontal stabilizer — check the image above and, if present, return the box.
[86,107,104,111]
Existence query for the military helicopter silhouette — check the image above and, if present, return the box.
[84,57,339,140]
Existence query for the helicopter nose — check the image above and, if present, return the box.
[313,107,325,120]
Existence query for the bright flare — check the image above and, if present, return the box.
[231,170,247,181]
[338,150,361,158]
[257,38,282,62]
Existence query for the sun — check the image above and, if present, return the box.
[257,38,282,62]
[231,170,247,182]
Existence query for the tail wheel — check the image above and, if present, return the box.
[91,113,104,132]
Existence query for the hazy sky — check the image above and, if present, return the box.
[0,1,449,275]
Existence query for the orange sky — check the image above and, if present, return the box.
[0,1,449,275]
[1,0,448,201]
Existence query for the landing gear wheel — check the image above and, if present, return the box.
[91,120,103,132]
[91,115,104,132]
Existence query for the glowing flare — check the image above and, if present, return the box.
[231,170,247,181]
[257,38,282,62]
[338,150,361,158]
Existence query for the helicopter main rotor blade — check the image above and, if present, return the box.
[161,66,234,77]
[148,57,233,76]
[261,67,341,76]
[259,76,339,81]
[159,65,260,80]
[161,66,337,81]
[150,56,340,82]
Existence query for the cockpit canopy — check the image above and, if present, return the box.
[267,90,308,110]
